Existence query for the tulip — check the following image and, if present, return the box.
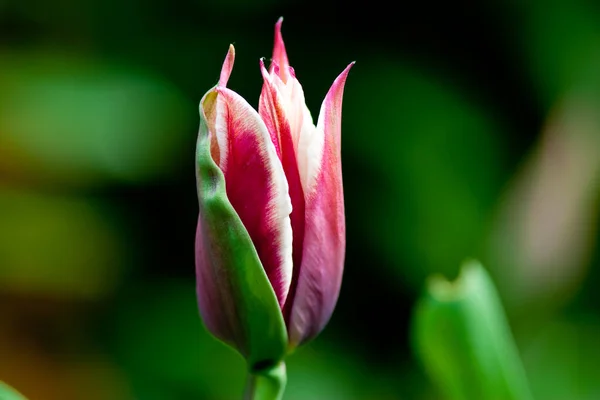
[195,16,353,372]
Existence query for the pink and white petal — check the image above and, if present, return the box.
[287,76,315,145]
[196,87,288,363]
[287,63,354,347]
[299,64,354,195]
[294,86,320,193]
[262,61,318,192]
[259,60,307,309]
[271,17,291,83]
[260,59,309,158]
[281,73,315,157]
[216,86,294,307]
[219,44,235,87]
[259,61,283,158]
[208,45,236,169]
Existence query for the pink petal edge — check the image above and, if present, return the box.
[272,17,291,83]
[259,58,307,312]
[287,62,354,347]
[219,44,235,87]
[214,85,294,308]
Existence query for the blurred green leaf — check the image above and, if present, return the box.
[412,261,533,400]
[522,315,600,400]
[0,50,191,187]
[0,382,27,400]
[0,187,126,299]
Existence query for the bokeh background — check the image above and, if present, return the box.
[1,0,600,399]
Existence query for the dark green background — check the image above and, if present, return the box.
[1,0,599,399]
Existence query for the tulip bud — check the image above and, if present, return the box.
[194,18,353,370]
[412,261,534,400]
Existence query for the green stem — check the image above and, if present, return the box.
[243,362,286,400]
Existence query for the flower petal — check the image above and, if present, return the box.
[206,44,236,169]
[219,44,235,87]
[271,17,291,83]
[216,86,294,308]
[287,63,354,347]
[195,46,292,366]
[259,59,306,311]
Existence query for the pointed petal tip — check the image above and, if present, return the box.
[219,45,236,87]
[333,61,355,86]
[274,17,284,42]
[259,58,271,82]
[328,62,354,90]
[272,17,290,82]
[344,61,356,73]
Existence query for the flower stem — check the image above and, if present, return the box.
[243,362,286,400]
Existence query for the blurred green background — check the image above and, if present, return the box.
[1,0,600,399]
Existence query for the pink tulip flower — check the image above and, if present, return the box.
[195,18,353,365]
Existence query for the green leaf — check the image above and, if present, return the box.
[522,316,600,400]
[412,261,533,400]
[196,89,288,368]
[0,50,190,187]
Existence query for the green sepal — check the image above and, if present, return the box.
[196,89,288,368]
[412,260,534,400]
